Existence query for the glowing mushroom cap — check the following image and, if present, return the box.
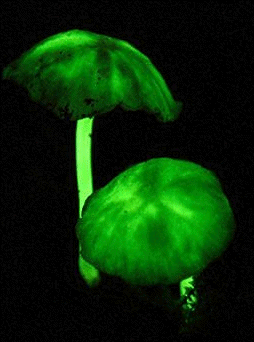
[3,29,181,121]
[76,158,235,286]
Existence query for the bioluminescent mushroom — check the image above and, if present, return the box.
[2,30,182,286]
[76,158,235,288]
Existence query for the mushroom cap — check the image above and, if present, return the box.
[76,158,235,285]
[3,30,181,121]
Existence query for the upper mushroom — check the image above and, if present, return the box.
[76,158,235,286]
[3,29,182,122]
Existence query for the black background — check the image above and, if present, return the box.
[1,1,253,340]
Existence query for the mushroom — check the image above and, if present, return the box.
[76,157,235,305]
[2,29,181,287]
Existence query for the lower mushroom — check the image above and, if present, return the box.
[76,158,235,302]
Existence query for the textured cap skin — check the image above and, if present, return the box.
[76,158,235,285]
[3,29,182,121]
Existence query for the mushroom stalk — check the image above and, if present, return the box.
[76,117,94,218]
[180,277,194,298]
[180,276,198,319]
[180,276,195,300]
[76,117,100,286]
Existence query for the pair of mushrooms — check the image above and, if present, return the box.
[3,30,235,304]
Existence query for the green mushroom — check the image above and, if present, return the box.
[76,158,235,288]
[2,29,181,287]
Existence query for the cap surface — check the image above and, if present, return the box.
[76,158,235,285]
[3,30,181,121]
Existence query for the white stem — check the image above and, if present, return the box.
[76,118,100,286]
[76,118,94,217]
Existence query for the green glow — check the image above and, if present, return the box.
[76,117,100,285]
[76,118,94,217]
[3,29,182,122]
[76,158,235,286]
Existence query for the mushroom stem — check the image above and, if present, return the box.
[180,276,195,300]
[180,276,197,311]
[76,117,100,286]
[76,117,94,218]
